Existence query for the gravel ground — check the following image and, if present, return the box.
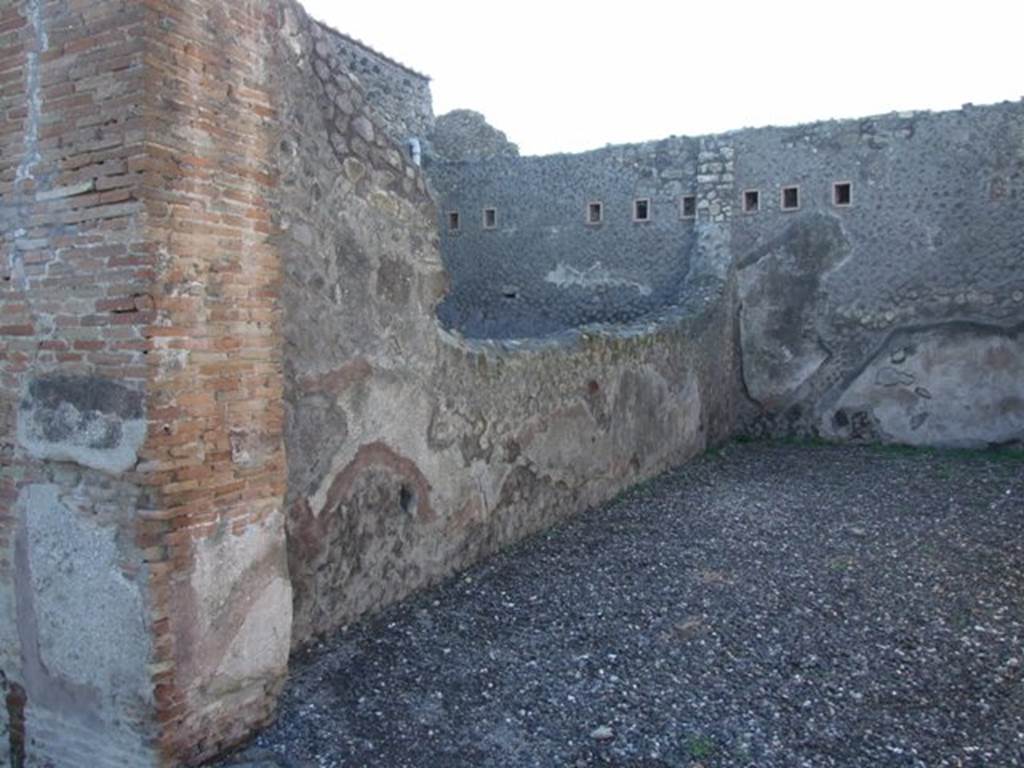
[220,442,1024,768]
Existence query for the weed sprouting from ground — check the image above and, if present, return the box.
[685,733,716,760]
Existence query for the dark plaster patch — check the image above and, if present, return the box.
[21,375,142,450]
[23,375,144,421]
[288,442,437,642]
[376,256,413,305]
[2,674,26,768]
[737,214,850,408]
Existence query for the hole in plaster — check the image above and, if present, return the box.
[483,207,497,229]
[743,189,760,213]
[587,201,603,225]
[447,211,460,231]
[399,485,418,517]
[501,286,519,299]
[833,181,852,206]
[633,198,651,222]
[781,185,800,211]
[680,195,697,219]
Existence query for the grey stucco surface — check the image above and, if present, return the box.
[823,322,1024,447]
[8,480,158,768]
[20,483,150,702]
[430,140,699,338]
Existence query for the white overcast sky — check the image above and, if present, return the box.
[300,0,1023,157]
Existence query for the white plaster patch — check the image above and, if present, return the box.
[545,262,653,296]
[825,327,1024,447]
[190,514,291,686]
[214,576,292,688]
[20,484,151,699]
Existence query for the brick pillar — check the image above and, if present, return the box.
[0,1,291,765]
[138,0,291,763]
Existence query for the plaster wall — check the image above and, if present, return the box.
[728,104,1024,446]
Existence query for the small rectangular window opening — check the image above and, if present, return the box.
[447,211,460,231]
[633,198,651,222]
[781,185,800,211]
[743,189,760,213]
[587,201,603,225]
[833,181,852,207]
[483,207,497,229]
[680,194,697,219]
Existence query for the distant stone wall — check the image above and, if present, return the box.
[315,21,433,148]
[429,109,519,163]
[430,103,1024,447]
[727,104,1024,446]
[430,138,700,338]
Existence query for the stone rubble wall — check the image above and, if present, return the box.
[429,138,701,338]
[313,20,433,150]
[432,103,1024,448]
[428,108,519,163]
